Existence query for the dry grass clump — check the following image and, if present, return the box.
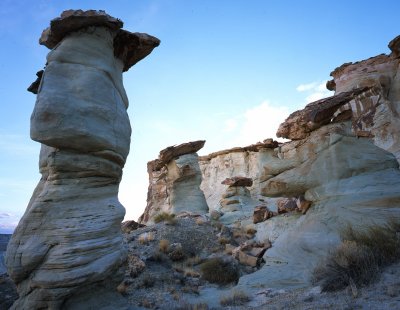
[220,290,250,306]
[138,231,155,244]
[200,258,239,284]
[246,227,257,235]
[218,236,231,245]
[195,217,206,225]
[137,273,156,288]
[154,212,177,224]
[185,255,202,266]
[159,239,170,253]
[313,221,400,292]
[188,303,209,310]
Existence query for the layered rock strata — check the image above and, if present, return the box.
[139,141,209,224]
[278,37,400,162]
[237,36,400,290]
[138,35,400,294]
[6,10,159,309]
[199,140,281,214]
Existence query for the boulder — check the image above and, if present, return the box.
[253,206,273,224]
[238,250,258,267]
[5,10,158,309]
[277,198,297,214]
[296,195,312,214]
[121,220,146,234]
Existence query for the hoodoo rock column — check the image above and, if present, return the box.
[5,10,159,309]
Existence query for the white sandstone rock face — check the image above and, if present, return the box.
[32,27,131,161]
[237,125,400,290]
[139,141,209,224]
[199,148,276,211]
[197,36,400,293]
[6,10,159,309]
[330,49,400,162]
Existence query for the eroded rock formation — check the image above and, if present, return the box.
[140,35,400,294]
[139,141,209,223]
[6,10,159,309]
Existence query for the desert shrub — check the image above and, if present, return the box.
[343,222,400,266]
[138,231,155,244]
[312,221,400,292]
[169,246,185,261]
[246,227,257,235]
[220,290,250,306]
[218,236,230,245]
[185,255,202,267]
[149,250,167,262]
[138,273,156,288]
[183,267,200,278]
[200,258,239,284]
[159,239,170,253]
[154,212,177,224]
[116,280,129,295]
[190,303,208,310]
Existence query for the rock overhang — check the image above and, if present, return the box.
[39,9,160,72]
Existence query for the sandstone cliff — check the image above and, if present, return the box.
[141,35,400,293]
[5,10,159,309]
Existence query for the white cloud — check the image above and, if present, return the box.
[231,101,289,146]
[296,82,318,92]
[223,118,238,132]
[296,81,333,105]
[306,92,328,102]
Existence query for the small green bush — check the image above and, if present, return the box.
[154,212,177,224]
[200,258,239,284]
[220,290,250,306]
[312,221,400,292]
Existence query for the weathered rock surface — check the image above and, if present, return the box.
[121,220,146,234]
[6,10,158,309]
[39,9,160,72]
[276,86,371,140]
[139,141,208,224]
[199,141,281,214]
[196,35,400,293]
[221,176,253,187]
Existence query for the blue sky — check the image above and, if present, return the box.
[0,0,399,233]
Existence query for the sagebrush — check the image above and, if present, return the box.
[220,290,250,306]
[200,258,239,284]
[313,220,400,291]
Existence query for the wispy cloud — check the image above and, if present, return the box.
[296,81,333,105]
[296,82,318,92]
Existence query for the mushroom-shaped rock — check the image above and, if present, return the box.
[139,141,208,224]
[6,10,159,309]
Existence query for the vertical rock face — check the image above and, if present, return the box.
[139,141,209,224]
[199,140,280,214]
[6,10,159,309]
